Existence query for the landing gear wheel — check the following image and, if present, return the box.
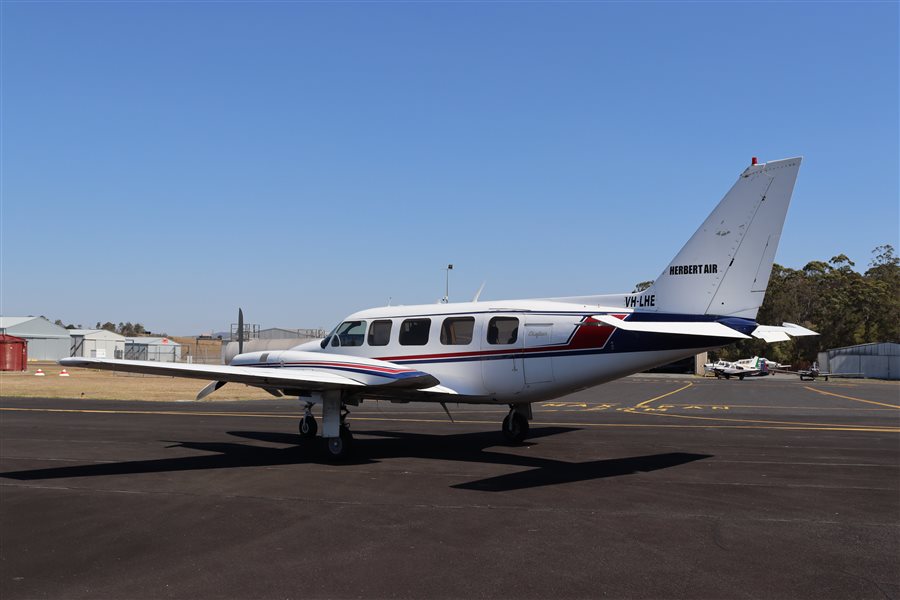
[502,412,529,443]
[299,415,318,438]
[325,425,354,460]
[739,374,745,381]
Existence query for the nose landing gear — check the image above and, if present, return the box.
[299,402,318,438]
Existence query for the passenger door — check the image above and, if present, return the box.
[481,314,524,395]
[523,320,554,384]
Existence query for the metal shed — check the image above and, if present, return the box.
[0,334,27,371]
[124,337,182,362]
[0,317,72,361]
[69,329,126,359]
[818,343,900,380]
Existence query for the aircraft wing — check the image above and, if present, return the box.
[58,356,441,394]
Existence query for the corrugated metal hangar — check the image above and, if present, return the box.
[818,343,900,380]
[124,337,182,362]
[69,329,126,359]
[0,317,71,361]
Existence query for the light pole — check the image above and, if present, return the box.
[443,264,454,303]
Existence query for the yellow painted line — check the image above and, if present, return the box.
[0,407,298,419]
[803,386,900,410]
[633,382,694,409]
[623,408,900,432]
[666,403,895,412]
[4,406,897,432]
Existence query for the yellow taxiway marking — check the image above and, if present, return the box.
[633,382,694,409]
[803,386,900,410]
[622,407,899,432]
[0,407,896,433]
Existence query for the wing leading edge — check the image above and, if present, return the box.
[59,355,443,394]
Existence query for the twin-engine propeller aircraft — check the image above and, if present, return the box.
[62,157,816,459]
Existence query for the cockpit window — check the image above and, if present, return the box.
[320,323,339,348]
[330,320,367,347]
[487,317,519,345]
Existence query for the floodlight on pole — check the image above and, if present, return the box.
[444,264,454,303]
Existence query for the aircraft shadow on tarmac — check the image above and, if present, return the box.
[0,427,711,492]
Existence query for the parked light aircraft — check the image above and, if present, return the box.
[704,355,800,379]
[771,361,861,381]
[61,157,816,458]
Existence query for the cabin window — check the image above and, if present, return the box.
[440,317,475,345]
[487,317,519,345]
[399,318,431,346]
[367,320,392,346]
[331,320,367,347]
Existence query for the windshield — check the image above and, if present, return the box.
[329,320,367,348]
[320,323,340,349]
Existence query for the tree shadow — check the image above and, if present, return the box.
[1,427,711,492]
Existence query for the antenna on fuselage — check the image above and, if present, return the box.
[472,281,486,303]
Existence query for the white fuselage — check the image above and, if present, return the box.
[267,298,725,405]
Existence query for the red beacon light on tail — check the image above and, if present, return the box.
[751,156,759,165]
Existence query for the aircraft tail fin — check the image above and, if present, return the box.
[642,157,802,318]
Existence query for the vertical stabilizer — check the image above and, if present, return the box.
[643,157,801,318]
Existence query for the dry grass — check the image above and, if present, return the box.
[0,363,274,402]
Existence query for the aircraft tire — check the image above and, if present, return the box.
[502,412,529,443]
[299,415,318,438]
[324,426,353,460]
[739,374,745,381]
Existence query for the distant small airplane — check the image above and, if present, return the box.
[771,361,861,381]
[799,362,828,381]
[704,355,798,379]
[62,157,816,458]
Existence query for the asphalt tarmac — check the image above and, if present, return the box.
[1,376,898,599]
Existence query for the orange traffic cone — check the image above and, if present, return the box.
[35,369,45,376]
[59,369,70,377]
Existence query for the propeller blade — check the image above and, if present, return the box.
[238,308,244,355]
[197,380,227,400]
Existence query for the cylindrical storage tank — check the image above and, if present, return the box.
[0,334,28,371]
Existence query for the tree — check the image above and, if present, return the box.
[720,244,900,364]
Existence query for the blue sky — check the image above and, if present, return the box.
[2,1,897,334]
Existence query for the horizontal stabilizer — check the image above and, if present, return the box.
[751,322,819,343]
[591,315,751,339]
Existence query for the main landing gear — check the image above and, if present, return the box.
[502,404,532,443]
[298,392,354,460]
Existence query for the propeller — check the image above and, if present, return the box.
[238,307,244,355]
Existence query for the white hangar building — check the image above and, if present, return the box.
[0,316,71,361]
[69,329,126,359]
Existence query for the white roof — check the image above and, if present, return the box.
[0,316,39,328]
[69,329,127,340]
[125,336,181,346]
